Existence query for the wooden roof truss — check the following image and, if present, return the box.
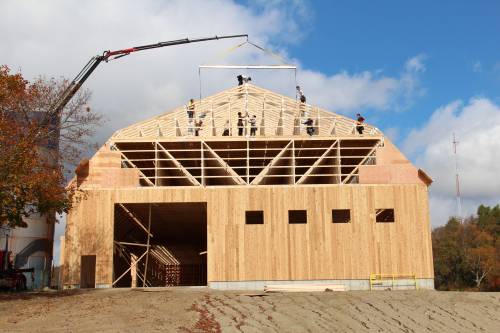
[111,84,381,140]
[113,138,382,187]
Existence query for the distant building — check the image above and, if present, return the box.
[61,84,434,290]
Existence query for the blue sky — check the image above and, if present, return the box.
[273,0,500,144]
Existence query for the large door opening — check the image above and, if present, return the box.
[112,202,207,288]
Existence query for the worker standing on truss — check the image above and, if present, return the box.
[187,99,195,118]
[194,119,203,136]
[356,113,365,135]
[222,120,230,136]
[303,118,315,136]
[237,75,252,86]
[237,112,248,136]
[296,85,306,103]
[249,115,257,136]
[296,85,308,120]
[186,99,196,135]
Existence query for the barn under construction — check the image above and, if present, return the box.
[61,83,434,290]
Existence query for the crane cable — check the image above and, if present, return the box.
[198,39,297,100]
[204,36,289,65]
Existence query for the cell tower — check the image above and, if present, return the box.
[452,132,462,220]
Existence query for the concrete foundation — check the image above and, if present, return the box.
[209,279,435,291]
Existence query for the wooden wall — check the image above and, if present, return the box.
[63,184,433,286]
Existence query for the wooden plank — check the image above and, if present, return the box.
[118,203,153,238]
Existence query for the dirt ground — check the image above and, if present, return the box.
[0,288,499,333]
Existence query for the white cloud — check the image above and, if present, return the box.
[429,194,499,228]
[403,98,500,225]
[405,54,426,73]
[384,126,400,142]
[473,61,482,73]
[245,0,314,43]
[0,0,425,141]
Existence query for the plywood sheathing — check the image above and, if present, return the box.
[62,184,433,286]
[358,139,431,186]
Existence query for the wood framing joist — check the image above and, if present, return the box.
[118,151,155,186]
[296,140,339,184]
[156,142,200,186]
[202,142,247,185]
[251,140,293,185]
[341,143,380,184]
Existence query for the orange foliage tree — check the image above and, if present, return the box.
[432,204,500,291]
[0,65,103,228]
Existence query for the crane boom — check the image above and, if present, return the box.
[52,34,248,116]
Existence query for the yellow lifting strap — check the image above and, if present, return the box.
[205,39,289,65]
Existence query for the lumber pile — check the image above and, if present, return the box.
[264,283,347,292]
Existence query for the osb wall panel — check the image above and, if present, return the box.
[63,184,433,286]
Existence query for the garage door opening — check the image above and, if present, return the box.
[112,202,207,288]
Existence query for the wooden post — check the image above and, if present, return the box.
[246,140,249,184]
[292,139,296,184]
[131,254,138,288]
[244,84,248,136]
[201,141,205,186]
[142,204,152,287]
[154,142,158,186]
[260,99,265,136]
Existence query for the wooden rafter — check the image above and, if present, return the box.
[118,204,154,238]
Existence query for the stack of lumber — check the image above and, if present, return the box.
[264,283,347,292]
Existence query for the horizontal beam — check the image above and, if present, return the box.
[114,241,150,247]
[199,65,296,69]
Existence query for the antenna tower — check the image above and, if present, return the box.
[452,132,462,221]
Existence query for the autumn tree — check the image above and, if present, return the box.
[432,204,500,291]
[0,65,103,228]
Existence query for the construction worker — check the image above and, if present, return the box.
[296,85,306,103]
[356,113,365,135]
[249,115,257,136]
[187,99,195,119]
[194,120,203,136]
[237,112,247,136]
[222,120,230,136]
[237,74,251,86]
[303,118,314,136]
